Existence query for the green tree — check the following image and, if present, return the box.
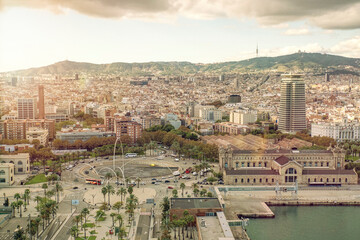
[117,187,127,203]
[180,183,186,197]
[42,183,48,199]
[55,183,63,203]
[101,187,107,205]
[106,185,115,206]
[113,201,122,214]
[70,226,79,240]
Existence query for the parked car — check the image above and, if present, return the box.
[164,180,170,183]
[168,186,174,189]
[151,181,156,184]
[155,182,160,185]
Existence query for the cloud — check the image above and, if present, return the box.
[283,28,310,36]
[330,36,360,57]
[2,0,360,29]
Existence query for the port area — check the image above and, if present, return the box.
[220,186,360,219]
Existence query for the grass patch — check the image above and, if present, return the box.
[97,217,106,221]
[83,223,95,228]
[75,237,96,240]
[25,174,48,185]
[90,230,98,235]
[346,155,360,161]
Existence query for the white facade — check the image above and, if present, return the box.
[229,110,257,125]
[26,127,49,146]
[199,106,222,122]
[0,163,15,186]
[0,153,30,174]
[311,122,360,142]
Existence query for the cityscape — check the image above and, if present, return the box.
[1,1,360,240]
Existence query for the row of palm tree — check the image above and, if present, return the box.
[171,211,195,240]
[101,186,129,207]
[11,189,31,218]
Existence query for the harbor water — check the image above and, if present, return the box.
[246,206,360,240]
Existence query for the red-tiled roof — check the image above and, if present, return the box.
[303,169,356,175]
[225,169,279,175]
[274,155,290,165]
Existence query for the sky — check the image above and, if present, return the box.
[0,0,360,72]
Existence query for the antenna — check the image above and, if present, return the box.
[256,43,259,58]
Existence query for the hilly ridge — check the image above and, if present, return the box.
[4,52,360,76]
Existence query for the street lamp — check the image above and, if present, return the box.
[113,137,125,184]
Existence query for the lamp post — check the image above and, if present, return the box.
[113,137,125,184]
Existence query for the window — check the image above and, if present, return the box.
[0,170,5,175]
[241,162,244,167]
[315,162,318,167]
[314,178,317,182]
[241,179,244,183]
[303,162,306,167]
[266,178,268,183]
[345,178,348,183]
[264,162,267,167]
[272,178,274,183]
[337,162,340,168]
[18,168,23,173]
[247,163,250,167]
[309,162,312,167]
[225,163,228,168]
[320,178,323,182]
[247,178,250,183]
[327,178,329,182]
[321,162,323,167]
[18,161,23,165]
[236,162,239,168]
[326,162,329,167]
[333,178,335,182]
[260,179,262,183]
[253,179,256,183]
[308,178,310,183]
[0,178,5,183]
[235,178,238,183]
[253,163,255,167]
[339,178,341,182]
[285,168,297,174]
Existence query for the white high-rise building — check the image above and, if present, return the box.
[278,74,306,133]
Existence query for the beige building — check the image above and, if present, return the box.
[26,127,49,146]
[220,146,358,185]
[229,110,257,125]
[0,153,30,174]
[0,163,15,186]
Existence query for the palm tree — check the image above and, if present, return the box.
[70,226,78,240]
[74,215,81,232]
[101,187,107,205]
[42,183,48,199]
[81,208,90,239]
[110,212,116,227]
[106,185,115,206]
[105,172,113,184]
[115,171,121,185]
[172,189,178,198]
[24,189,30,205]
[34,196,42,209]
[117,187,127,203]
[14,193,21,203]
[11,202,17,217]
[18,200,24,217]
[125,194,138,223]
[55,183,63,203]
[95,210,105,222]
[193,188,199,197]
[200,189,207,197]
[128,185,133,195]
[116,214,124,240]
[113,201,122,214]
[180,183,186,197]
[135,177,141,188]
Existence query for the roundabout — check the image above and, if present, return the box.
[79,157,181,181]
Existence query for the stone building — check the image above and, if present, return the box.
[0,153,30,174]
[219,146,357,185]
[0,163,15,186]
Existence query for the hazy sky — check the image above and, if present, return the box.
[1,0,360,72]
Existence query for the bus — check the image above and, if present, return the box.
[125,153,137,158]
[85,178,102,185]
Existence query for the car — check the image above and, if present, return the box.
[155,182,160,185]
[174,158,180,162]
[140,182,146,185]
[192,162,196,165]
[162,177,166,179]
[151,178,157,181]
[164,180,170,183]
[73,186,79,189]
[193,172,198,176]
[151,181,156,184]
[218,182,224,185]
[156,179,162,182]
[168,186,174,189]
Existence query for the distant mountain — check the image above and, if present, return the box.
[4,52,360,76]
